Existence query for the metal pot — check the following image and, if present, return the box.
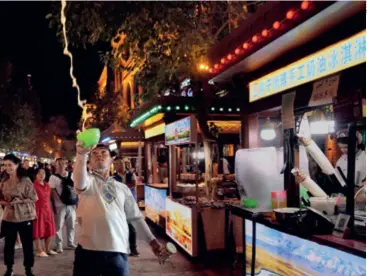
[274,208,306,224]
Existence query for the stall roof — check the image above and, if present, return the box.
[208,1,364,83]
[130,95,243,128]
[101,122,144,142]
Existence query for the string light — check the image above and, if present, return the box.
[286,9,295,20]
[208,2,315,75]
[301,1,310,10]
[273,21,281,30]
[262,29,269,37]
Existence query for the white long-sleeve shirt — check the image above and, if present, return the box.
[73,154,155,254]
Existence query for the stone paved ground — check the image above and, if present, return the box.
[0,225,233,276]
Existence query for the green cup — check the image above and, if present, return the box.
[242,199,257,208]
[77,128,100,147]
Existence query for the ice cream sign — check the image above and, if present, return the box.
[249,30,366,103]
[165,116,197,146]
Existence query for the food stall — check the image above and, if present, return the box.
[164,115,241,257]
[205,1,366,274]
[101,123,145,202]
[128,89,198,227]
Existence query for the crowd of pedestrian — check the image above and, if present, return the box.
[0,144,167,276]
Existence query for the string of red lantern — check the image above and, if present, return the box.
[209,1,312,75]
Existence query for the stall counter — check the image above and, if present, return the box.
[228,204,366,276]
[165,197,228,257]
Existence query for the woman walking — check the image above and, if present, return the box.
[0,154,38,276]
[33,168,57,257]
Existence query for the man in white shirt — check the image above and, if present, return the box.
[73,143,166,276]
[49,158,77,253]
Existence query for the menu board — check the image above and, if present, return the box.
[166,198,193,255]
[244,220,366,275]
[144,186,167,228]
[165,116,197,146]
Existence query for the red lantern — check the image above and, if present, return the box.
[227,54,233,60]
[301,1,310,10]
[261,29,269,37]
[286,10,295,20]
[235,48,241,55]
[214,64,219,69]
[273,21,281,30]
[220,58,226,64]
[252,35,258,43]
[243,42,249,49]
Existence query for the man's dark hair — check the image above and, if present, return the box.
[91,144,117,159]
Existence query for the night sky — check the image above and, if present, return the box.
[0,2,103,130]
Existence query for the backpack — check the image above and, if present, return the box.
[54,173,78,206]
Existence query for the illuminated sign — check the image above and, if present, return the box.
[244,220,366,275]
[165,116,197,146]
[120,141,144,148]
[145,186,167,228]
[249,30,366,102]
[166,198,193,255]
[145,123,165,139]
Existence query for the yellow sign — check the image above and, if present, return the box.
[144,123,165,139]
[120,141,144,148]
[249,30,366,102]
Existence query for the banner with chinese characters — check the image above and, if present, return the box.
[249,30,366,103]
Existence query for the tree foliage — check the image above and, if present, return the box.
[0,60,37,152]
[82,81,129,132]
[48,1,262,100]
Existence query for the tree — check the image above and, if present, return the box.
[0,99,37,152]
[33,115,74,159]
[48,1,263,100]
[0,59,38,152]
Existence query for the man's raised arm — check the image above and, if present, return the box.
[73,141,93,191]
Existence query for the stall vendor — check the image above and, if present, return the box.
[335,130,366,187]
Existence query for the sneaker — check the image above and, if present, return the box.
[56,245,63,253]
[36,251,48,257]
[47,250,58,256]
[4,268,13,276]
[14,243,22,250]
[67,244,77,250]
[129,247,140,257]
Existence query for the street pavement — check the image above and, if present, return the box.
[0,225,231,276]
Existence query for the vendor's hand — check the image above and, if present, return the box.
[76,141,95,155]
